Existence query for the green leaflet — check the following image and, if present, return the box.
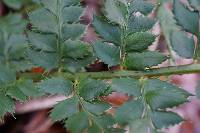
[3,0,24,9]
[41,0,58,14]
[62,6,83,23]
[128,15,156,34]
[125,32,156,52]
[63,56,95,73]
[124,51,167,70]
[9,61,33,72]
[129,0,154,15]
[77,78,108,101]
[1,34,29,71]
[29,8,58,34]
[171,31,195,58]
[111,78,141,97]
[93,41,120,67]
[79,114,118,133]
[16,79,41,97]
[151,111,183,129]
[65,112,117,133]
[0,14,30,71]
[83,101,111,115]
[104,0,127,26]
[65,112,89,133]
[92,114,116,129]
[62,23,85,41]
[38,77,73,95]
[62,40,94,72]
[50,97,79,122]
[0,14,27,34]
[6,79,40,102]
[41,0,80,14]
[0,64,15,84]
[88,124,102,133]
[3,0,34,9]
[28,32,57,52]
[129,119,153,133]
[7,87,27,102]
[173,0,199,35]
[60,0,80,7]
[144,79,191,110]
[115,99,144,124]
[0,92,15,119]
[62,40,92,59]
[27,50,59,70]
[92,16,121,45]
[4,35,27,60]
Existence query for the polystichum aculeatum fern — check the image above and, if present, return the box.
[0,0,200,133]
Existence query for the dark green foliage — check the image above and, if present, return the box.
[129,119,154,133]
[127,15,156,34]
[151,111,183,129]
[0,14,32,71]
[171,31,195,58]
[28,0,93,72]
[83,101,111,115]
[92,0,163,71]
[77,78,108,101]
[111,78,141,96]
[0,65,40,118]
[2,0,37,9]
[93,16,121,45]
[50,97,79,122]
[157,0,198,59]
[65,111,89,133]
[125,32,156,52]
[0,92,15,119]
[93,41,120,67]
[129,0,154,15]
[115,99,144,124]
[113,78,190,132]
[144,79,191,110]
[1,0,200,133]
[124,52,167,70]
[38,77,73,95]
[173,0,199,34]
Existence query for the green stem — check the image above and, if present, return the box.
[57,0,63,72]
[119,25,126,69]
[20,64,200,80]
[67,64,200,79]
[195,12,200,59]
[140,78,148,118]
